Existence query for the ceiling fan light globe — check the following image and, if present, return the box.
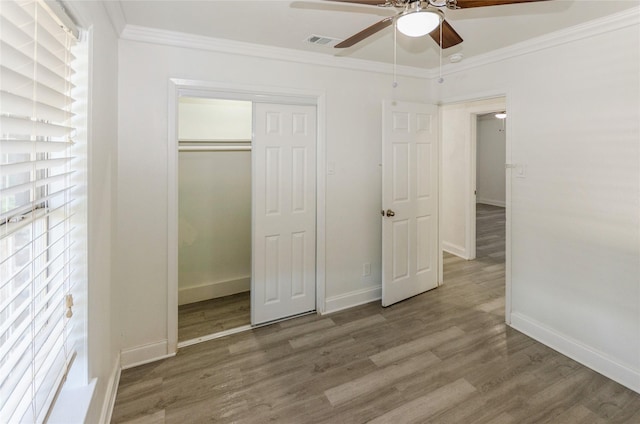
[397,11,441,37]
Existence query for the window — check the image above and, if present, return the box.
[0,1,82,422]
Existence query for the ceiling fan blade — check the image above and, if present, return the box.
[335,16,394,48]
[453,0,551,8]
[323,0,389,5]
[429,19,463,49]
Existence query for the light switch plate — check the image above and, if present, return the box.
[363,263,371,277]
[327,161,336,175]
[516,164,526,178]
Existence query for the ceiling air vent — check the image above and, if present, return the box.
[304,34,342,48]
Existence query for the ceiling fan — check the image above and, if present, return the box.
[328,0,551,49]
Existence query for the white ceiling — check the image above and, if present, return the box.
[117,0,639,69]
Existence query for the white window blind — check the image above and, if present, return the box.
[0,1,80,422]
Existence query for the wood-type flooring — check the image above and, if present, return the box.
[178,292,250,342]
[112,204,640,423]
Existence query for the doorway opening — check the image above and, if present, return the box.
[475,112,506,270]
[439,96,510,323]
[177,97,252,344]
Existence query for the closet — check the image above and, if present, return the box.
[173,93,318,344]
[177,97,252,342]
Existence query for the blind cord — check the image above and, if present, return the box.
[438,19,444,84]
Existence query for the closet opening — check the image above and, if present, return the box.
[177,97,252,344]
[167,80,326,353]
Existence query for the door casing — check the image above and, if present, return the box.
[167,79,327,354]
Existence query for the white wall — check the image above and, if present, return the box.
[440,97,506,259]
[179,97,251,141]
[178,99,252,304]
[178,151,251,303]
[435,14,640,392]
[476,115,506,207]
[62,1,120,423]
[117,36,430,361]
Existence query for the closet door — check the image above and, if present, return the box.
[252,103,316,325]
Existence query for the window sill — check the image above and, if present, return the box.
[47,378,96,424]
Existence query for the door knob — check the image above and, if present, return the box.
[385,209,395,217]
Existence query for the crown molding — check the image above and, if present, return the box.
[102,1,126,37]
[119,6,638,81]
[429,6,640,78]
[120,25,429,79]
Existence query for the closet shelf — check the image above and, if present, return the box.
[179,145,251,152]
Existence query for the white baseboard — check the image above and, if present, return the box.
[510,312,640,394]
[100,354,121,424]
[120,340,175,369]
[178,277,250,305]
[477,198,506,208]
[323,285,381,315]
[443,241,468,259]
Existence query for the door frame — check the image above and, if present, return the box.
[437,93,512,324]
[167,79,327,354]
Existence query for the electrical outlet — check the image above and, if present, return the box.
[363,263,371,277]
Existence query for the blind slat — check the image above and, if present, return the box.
[0,114,74,138]
[0,197,75,239]
[0,4,75,73]
[0,297,31,354]
[0,90,74,123]
[1,225,72,290]
[0,206,73,265]
[0,139,73,153]
[0,277,31,320]
[4,364,33,422]
[0,186,73,223]
[0,268,73,372]
[0,335,31,404]
[0,66,74,110]
[0,157,71,175]
[0,40,75,94]
[0,170,74,198]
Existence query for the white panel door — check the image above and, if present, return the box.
[382,101,439,307]
[253,103,316,324]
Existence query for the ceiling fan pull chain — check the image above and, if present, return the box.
[438,18,444,84]
[393,20,398,88]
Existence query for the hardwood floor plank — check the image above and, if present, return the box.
[324,352,440,406]
[119,410,166,424]
[228,317,335,354]
[112,204,640,423]
[369,326,464,367]
[288,313,386,349]
[542,404,607,424]
[178,291,250,342]
[367,378,477,424]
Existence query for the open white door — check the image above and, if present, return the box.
[382,101,439,307]
[252,103,317,324]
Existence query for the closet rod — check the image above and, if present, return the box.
[179,145,251,152]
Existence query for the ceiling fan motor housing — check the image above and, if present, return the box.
[332,0,550,49]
